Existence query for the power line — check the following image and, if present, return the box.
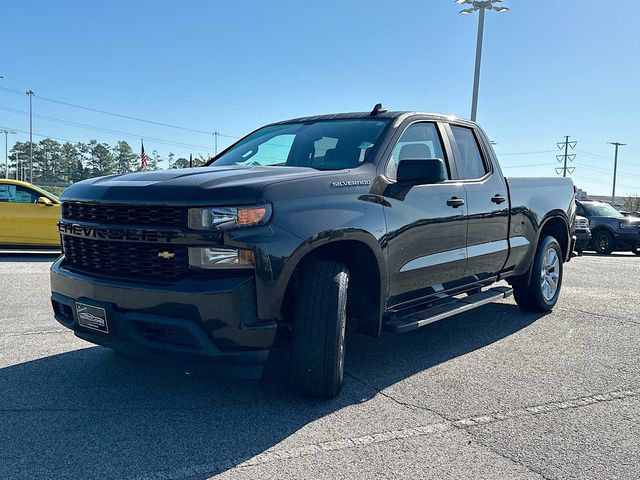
[36,94,215,135]
[501,162,557,168]
[556,136,576,177]
[575,149,608,159]
[0,105,212,150]
[0,85,239,138]
[497,150,557,156]
[572,174,636,191]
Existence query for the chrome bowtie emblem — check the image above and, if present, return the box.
[157,251,175,260]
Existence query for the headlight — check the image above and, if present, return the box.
[188,247,255,269]
[574,219,589,229]
[188,204,272,230]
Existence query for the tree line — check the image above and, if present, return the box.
[1,138,207,185]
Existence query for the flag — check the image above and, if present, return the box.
[141,140,148,170]
[189,153,193,168]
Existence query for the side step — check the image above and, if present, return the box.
[384,286,513,334]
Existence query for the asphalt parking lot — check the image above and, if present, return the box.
[1,252,638,480]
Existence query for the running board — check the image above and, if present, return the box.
[384,286,513,334]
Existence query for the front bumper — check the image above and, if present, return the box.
[575,230,591,250]
[50,257,276,368]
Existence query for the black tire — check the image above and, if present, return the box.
[632,245,640,256]
[513,236,563,312]
[592,230,614,255]
[290,260,349,398]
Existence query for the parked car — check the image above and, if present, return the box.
[0,179,61,247]
[576,200,640,255]
[50,108,576,397]
[573,215,591,254]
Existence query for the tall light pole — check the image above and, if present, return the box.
[212,131,219,156]
[608,141,626,205]
[26,90,35,183]
[2,129,17,179]
[456,0,509,121]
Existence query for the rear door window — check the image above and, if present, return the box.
[450,126,488,180]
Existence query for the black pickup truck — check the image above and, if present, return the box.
[51,108,576,397]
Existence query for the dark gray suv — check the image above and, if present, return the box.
[576,200,640,255]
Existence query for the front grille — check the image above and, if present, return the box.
[62,202,187,227]
[62,236,188,281]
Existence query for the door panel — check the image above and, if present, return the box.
[384,184,468,305]
[382,122,468,307]
[447,125,509,280]
[0,203,60,245]
[0,184,60,246]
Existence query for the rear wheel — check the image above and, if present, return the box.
[592,230,614,255]
[290,260,349,398]
[514,236,563,312]
[632,244,640,256]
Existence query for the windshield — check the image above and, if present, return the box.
[209,119,391,170]
[582,202,623,218]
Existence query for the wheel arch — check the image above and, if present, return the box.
[509,213,570,288]
[280,232,387,337]
[538,215,571,262]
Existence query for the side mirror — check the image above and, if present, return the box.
[396,158,447,185]
[36,196,54,206]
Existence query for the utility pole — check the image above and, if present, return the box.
[213,131,219,156]
[556,135,576,177]
[2,129,16,179]
[456,0,509,121]
[26,90,35,183]
[608,142,626,205]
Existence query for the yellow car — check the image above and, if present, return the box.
[0,179,61,247]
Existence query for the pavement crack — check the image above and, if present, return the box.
[559,305,640,326]
[0,329,68,337]
[344,370,451,420]
[125,387,640,479]
[466,433,553,480]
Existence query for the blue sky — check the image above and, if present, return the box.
[1,0,638,195]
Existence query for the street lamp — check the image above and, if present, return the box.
[26,90,35,183]
[608,142,626,205]
[455,0,509,121]
[2,129,17,179]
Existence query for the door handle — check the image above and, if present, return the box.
[446,197,465,208]
[491,194,506,204]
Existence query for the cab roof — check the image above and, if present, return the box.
[271,111,474,127]
[0,178,37,188]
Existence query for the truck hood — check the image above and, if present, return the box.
[60,166,337,205]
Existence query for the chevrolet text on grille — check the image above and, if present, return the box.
[57,222,180,243]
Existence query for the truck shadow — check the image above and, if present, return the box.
[0,252,61,262]
[0,302,544,479]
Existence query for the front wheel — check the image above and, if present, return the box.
[290,260,349,398]
[632,244,640,256]
[514,235,563,312]
[592,230,614,255]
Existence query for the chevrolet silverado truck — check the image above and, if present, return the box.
[51,108,576,397]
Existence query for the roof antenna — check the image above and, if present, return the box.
[370,103,388,116]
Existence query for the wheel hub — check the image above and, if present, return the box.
[540,247,560,301]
